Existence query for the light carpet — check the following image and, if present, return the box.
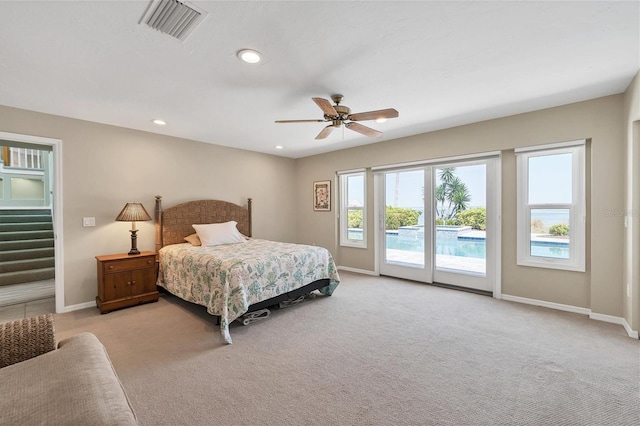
[54,272,640,425]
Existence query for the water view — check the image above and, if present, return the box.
[372,165,571,280]
[349,230,570,259]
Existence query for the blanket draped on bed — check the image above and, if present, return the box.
[157,239,340,343]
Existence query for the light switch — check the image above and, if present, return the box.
[83,217,96,227]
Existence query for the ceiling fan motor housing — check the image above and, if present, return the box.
[326,105,351,122]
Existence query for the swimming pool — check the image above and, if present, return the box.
[385,234,488,258]
[349,231,570,259]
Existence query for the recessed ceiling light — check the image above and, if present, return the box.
[152,119,167,126]
[375,118,387,123]
[237,49,261,64]
[274,145,284,150]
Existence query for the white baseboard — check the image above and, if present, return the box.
[337,266,378,276]
[501,294,591,315]
[61,301,95,313]
[624,322,639,339]
[589,312,639,339]
[502,294,639,339]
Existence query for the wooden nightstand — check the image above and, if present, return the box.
[96,251,159,314]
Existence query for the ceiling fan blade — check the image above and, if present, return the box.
[315,125,335,140]
[275,119,325,123]
[345,122,382,138]
[348,108,399,122]
[312,97,338,117]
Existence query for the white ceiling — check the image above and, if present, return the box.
[0,1,638,159]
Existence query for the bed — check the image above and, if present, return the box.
[154,196,340,344]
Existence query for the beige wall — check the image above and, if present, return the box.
[0,89,633,323]
[623,71,640,331]
[295,95,626,317]
[0,105,297,307]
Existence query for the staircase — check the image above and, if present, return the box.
[0,209,55,287]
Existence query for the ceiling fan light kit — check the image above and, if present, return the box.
[275,94,398,140]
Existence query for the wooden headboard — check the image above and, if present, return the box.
[154,196,252,251]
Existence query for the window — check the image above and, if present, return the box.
[516,141,585,271]
[339,171,366,248]
[2,146,43,169]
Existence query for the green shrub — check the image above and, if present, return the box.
[549,223,569,236]
[385,206,421,230]
[435,218,459,226]
[348,207,421,230]
[456,207,486,230]
[348,210,363,228]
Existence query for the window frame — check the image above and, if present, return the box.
[516,141,586,272]
[339,170,367,248]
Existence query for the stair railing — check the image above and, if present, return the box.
[0,148,48,207]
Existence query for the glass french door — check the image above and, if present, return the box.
[377,157,499,293]
[377,168,432,282]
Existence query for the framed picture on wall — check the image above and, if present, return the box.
[313,180,331,211]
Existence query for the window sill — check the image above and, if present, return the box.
[340,242,367,249]
[517,259,585,272]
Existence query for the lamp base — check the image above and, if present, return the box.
[128,229,140,256]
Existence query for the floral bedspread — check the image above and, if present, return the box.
[157,239,340,344]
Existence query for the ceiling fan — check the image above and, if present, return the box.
[275,94,399,140]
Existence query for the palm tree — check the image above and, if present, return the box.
[439,168,455,184]
[449,177,471,218]
[434,184,446,219]
[434,168,471,221]
[436,168,456,220]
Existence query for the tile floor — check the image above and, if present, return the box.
[0,297,56,323]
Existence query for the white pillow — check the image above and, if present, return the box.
[192,221,247,247]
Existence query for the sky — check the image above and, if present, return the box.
[528,153,572,204]
[350,153,572,212]
[385,164,487,209]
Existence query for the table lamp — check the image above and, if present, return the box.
[115,202,152,255]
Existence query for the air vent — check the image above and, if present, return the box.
[139,0,207,41]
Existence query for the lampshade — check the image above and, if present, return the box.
[115,203,152,222]
[115,202,151,255]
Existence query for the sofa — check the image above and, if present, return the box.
[0,314,138,425]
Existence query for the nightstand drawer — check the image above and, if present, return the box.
[102,256,154,274]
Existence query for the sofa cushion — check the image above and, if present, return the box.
[0,332,137,425]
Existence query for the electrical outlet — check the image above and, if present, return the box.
[82,217,96,227]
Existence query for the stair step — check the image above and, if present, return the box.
[0,247,55,262]
[0,209,51,215]
[0,257,55,273]
[0,214,52,223]
[0,268,55,287]
[0,238,55,251]
[0,230,54,241]
[0,222,53,232]
[0,209,56,287]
